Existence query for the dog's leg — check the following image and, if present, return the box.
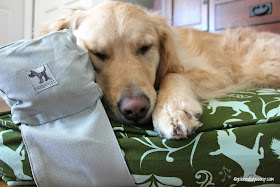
[153,73,202,139]
[209,149,222,156]
[42,71,51,82]
[252,133,264,159]
[232,109,242,116]
[38,75,44,83]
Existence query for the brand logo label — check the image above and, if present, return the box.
[26,64,57,93]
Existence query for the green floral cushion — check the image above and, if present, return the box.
[1,89,280,186]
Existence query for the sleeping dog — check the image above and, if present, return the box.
[40,1,280,139]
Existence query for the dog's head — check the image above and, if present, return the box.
[41,1,180,126]
[28,70,37,78]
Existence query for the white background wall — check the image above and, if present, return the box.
[0,0,154,46]
[0,0,33,46]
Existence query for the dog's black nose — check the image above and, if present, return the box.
[118,96,150,122]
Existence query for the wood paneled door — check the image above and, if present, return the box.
[153,0,209,31]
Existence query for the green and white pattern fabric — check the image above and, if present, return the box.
[1,89,280,186]
[0,111,34,186]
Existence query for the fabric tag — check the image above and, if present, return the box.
[25,64,57,93]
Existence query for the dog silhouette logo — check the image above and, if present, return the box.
[26,64,57,93]
[28,66,51,84]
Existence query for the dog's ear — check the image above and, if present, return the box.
[149,14,182,89]
[38,8,87,36]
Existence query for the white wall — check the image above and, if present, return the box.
[0,0,33,46]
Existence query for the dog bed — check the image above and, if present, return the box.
[1,89,280,186]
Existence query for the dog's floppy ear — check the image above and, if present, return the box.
[39,8,87,36]
[150,14,182,89]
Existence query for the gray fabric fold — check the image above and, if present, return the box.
[0,30,135,187]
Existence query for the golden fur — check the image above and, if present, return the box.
[41,1,280,139]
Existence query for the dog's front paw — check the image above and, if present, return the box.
[152,98,202,139]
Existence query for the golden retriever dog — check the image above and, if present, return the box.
[41,1,280,139]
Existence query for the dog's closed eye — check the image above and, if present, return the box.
[138,45,152,55]
[91,51,109,61]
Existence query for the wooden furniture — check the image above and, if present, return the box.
[153,0,280,34]
[0,98,9,112]
[0,180,34,187]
